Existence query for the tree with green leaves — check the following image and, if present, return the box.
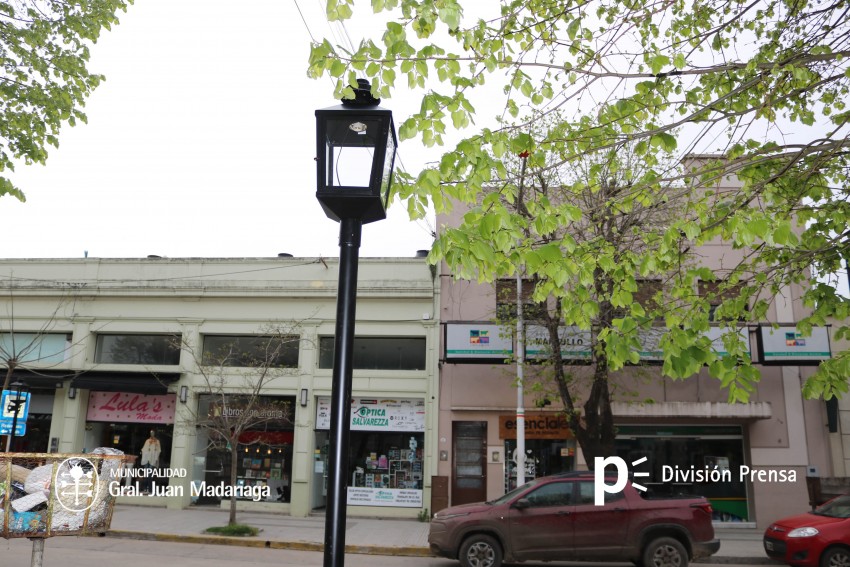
[1,0,133,200]
[309,0,850,407]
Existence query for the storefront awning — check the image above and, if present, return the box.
[70,372,181,394]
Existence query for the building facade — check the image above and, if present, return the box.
[0,256,439,518]
[435,197,836,529]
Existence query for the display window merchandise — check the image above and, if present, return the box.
[499,413,576,491]
[194,395,295,504]
[315,396,425,508]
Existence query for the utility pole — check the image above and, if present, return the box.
[515,271,526,487]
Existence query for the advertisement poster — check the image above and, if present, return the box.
[347,487,423,507]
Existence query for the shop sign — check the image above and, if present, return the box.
[524,325,666,362]
[525,325,591,360]
[499,413,573,440]
[87,392,176,424]
[445,323,513,361]
[316,397,425,432]
[347,487,423,507]
[209,399,292,422]
[758,325,831,364]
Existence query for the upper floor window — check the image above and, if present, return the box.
[95,334,181,365]
[202,335,299,368]
[698,281,748,321]
[496,278,544,321]
[0,333,71,365]
[318,337,426,370]
[613,279,663,320]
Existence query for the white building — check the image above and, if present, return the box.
[0,256,438,518]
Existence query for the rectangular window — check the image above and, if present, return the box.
[95,334,181,365]
[698,281,749,321]
[0,333,71,365]
[496,278,544,321]
[613,279,664,320]
[318,337,426,370]
[202,335,299,368]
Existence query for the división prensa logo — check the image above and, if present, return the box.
[593,456,650,505]
[54,457,99,512]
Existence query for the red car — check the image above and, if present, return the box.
[763,494,850,567]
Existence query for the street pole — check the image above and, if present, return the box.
[323,217,362,567]
[515,271,526,487]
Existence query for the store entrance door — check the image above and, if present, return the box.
[452,421,487,506]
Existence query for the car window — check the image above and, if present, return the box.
[577,481,624,505]
[524,481,573,507]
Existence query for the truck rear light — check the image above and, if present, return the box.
[691,502,713,515]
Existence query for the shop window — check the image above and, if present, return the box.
[496,278,544,321]
[0,333,71,365]
[348,432,424,490]
[202,335,299,368]
[318,337,425,370]
[95,334,181,365]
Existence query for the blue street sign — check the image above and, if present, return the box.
[0,421,26,436]
[1,389,30,437]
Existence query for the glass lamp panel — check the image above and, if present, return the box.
[380,126,397,201]
[324,117,381,190]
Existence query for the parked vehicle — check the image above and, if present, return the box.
[763,494,850,567]
[428,471,720,567]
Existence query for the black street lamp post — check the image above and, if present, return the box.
[315,79,397,567]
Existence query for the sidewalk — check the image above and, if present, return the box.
[105,505,774,564]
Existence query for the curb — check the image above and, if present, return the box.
[102,530,774,563]
[103,530,433,557]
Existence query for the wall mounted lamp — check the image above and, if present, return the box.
[179,385,188,404]
[68,387,77,400]
[300,388,309,407]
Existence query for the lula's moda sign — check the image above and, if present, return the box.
[87,391,176,424]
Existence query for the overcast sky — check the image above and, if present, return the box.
[0,1,439,260]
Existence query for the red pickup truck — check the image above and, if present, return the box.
[429,471,720,567]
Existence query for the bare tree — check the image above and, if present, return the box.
[179,326,302,526]
[0,282,80,451]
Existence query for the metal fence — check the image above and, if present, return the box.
[1,450,129,539]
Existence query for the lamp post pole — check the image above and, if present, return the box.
[315,80,396,567]
[323,217,362,567]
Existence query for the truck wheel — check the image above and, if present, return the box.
[643,537,688,567]
[459,534,503,567]
[820,546,850,567]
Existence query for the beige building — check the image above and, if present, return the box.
[0,256,439,519]
[434,185,836,529]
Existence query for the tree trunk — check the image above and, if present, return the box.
[2,362,17,452]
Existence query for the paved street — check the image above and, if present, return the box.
[2,536,765,567]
